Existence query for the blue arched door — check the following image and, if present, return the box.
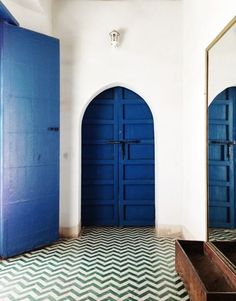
[82,87,155,226]
[208,87,236,228]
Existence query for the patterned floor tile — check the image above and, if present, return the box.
[209,228,236,241]
[0,227,190,301]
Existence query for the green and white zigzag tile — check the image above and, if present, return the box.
[209,228,236,241]
[0,227,190,301]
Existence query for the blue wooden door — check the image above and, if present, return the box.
[0,21,59,257]
[82,88,119,226]
[82,87,155,226]
[208,88,236,228]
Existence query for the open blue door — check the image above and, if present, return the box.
[82,87,155,226]
[0,22,59,257]
[208,88,236,228]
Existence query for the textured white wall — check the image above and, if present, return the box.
[5,0,236,239]
[182,0,236,240]
[208,23,236,103]
[54,0,183,234]
[2,0,53,35]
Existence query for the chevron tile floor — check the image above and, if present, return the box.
[0,227,190,301]
[209,228,236,241]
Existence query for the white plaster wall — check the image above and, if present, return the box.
[6,0,236,240]
[208,23,236,103]
[182,0,236,240]
[54,0,183,234]
[2,0,53,35]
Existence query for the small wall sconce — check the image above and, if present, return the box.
[109,30,120,48]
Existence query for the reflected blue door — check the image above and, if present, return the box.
[82,87,155,226]
[0,22,60,257]
[208,88,236,228]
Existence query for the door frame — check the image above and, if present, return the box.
[80,83,156,227]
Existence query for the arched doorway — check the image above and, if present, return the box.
[81,86,155,226]
[208,87,236,229]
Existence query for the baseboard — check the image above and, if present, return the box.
[156,224,183,239]
[59,224,81,239]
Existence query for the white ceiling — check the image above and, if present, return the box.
[9,0,181,13]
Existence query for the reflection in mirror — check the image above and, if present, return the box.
[208,88,236,241]
[208,19,236,242]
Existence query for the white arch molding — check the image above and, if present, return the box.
[60,80,183,239]
[79,82,156,122]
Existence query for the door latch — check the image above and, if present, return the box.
[209,140,236,159]
[107,140,140,159]
[107,140,140,144]
[48,127,59,132]
[107,140,122,144]
[209,140,236,145]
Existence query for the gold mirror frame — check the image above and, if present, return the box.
[206,16,236,241]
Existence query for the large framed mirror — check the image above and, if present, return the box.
[207,16,236,242]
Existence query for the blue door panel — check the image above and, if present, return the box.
[208,103,228,120]
[3,165,59,205]
[209,186,228,202]
[4,133,34,167]
[124,184,154,200]
[208,144,223,161]
[83,184,114,201]
[119,89,155,226]
[85,104,114,120]
[124,205,155,221]
[0,21,60,257]
[83,144,114,160]
[4,97,32,131]
[34,132,59,165]
[82,88,119,226]
[4,198,58,256]
[97,89,114,99]
[83,124,114,140]
[124,164,154,180]
[124,124,154,140]
[129,144,154,160]
[208,88,235,228]
[209,165,228,182]
[82,87,155,226]
[82,205,116,226]
[123,104,153,120]
[32,99,59,129]
[209,206,229,224]
[83,164,114,180]
[209,124,228,140]
[4,62,33,98]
